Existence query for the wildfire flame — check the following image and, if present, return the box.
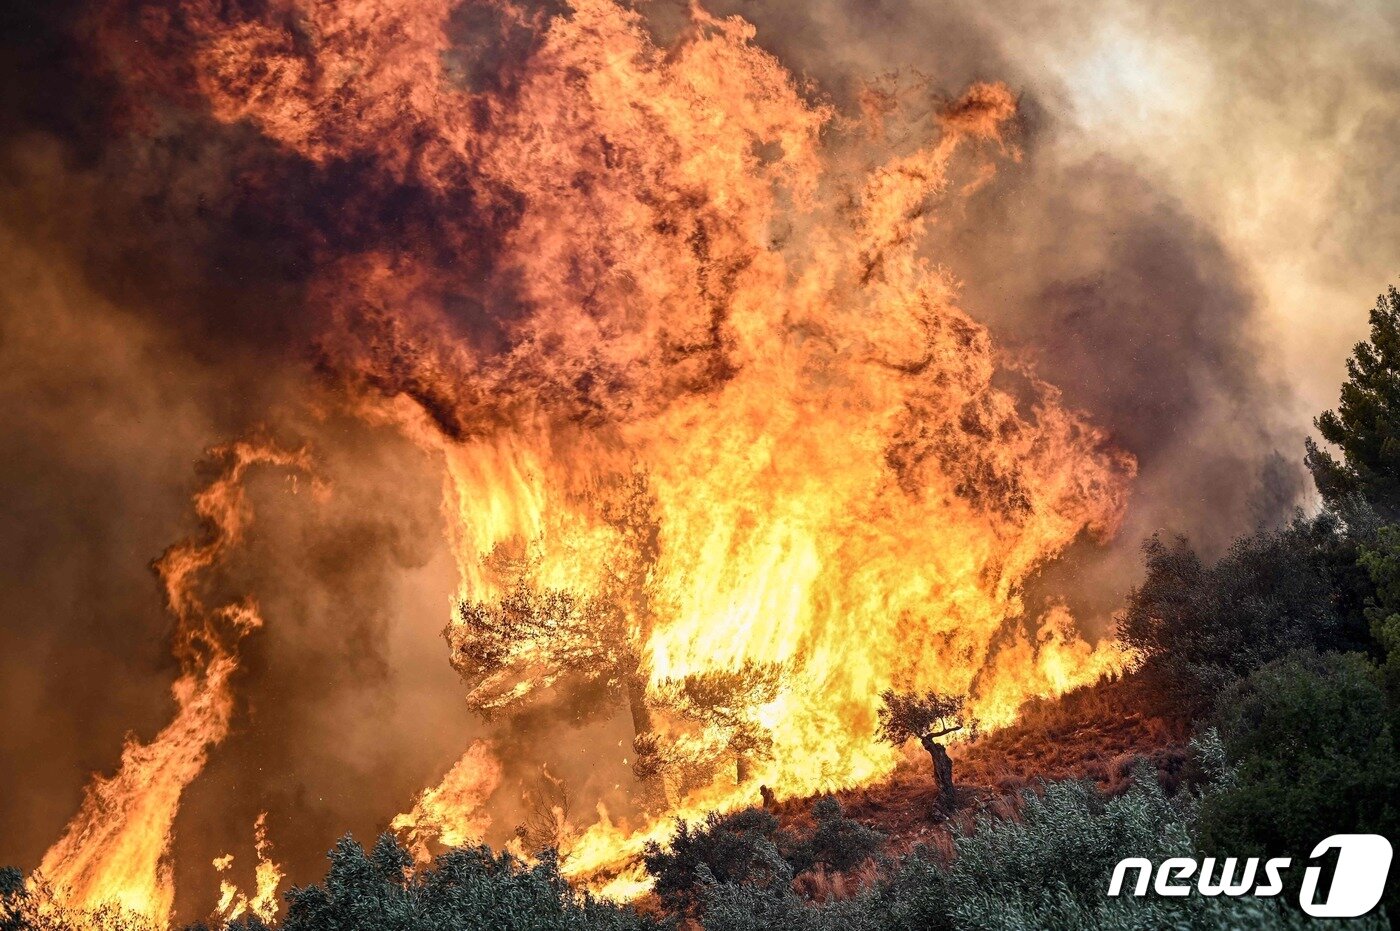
[35,441,307,925]
[392,740,504,861]
[213,813,284,925]
[35,0,1141,916]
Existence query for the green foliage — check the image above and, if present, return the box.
[697,877,876,931]
[256,834,653,931]
[1310,286,1400,513]
[877,772,1189,931]
[698,761,1384,931]
[10,757,1387,931]
[931,882,1384,931]
[670,777,1199,931]
[800,798,886,874]
[1120,515,1370,711]
[642,797,885,915]
[1357,524,1400,716]
[643,808,798,913]
[875,690,971,746]
[1196,650,1400,913]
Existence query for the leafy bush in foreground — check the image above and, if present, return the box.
[642,797,885,914]
[799,797,886,874]
[7,760,1387,931]
[1198,650,1400,913]
[266,835,654,931]
[643,807,798,913]
[2,840,654,931]
[701,758,1388,931]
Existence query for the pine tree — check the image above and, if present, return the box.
[1309,285,1400,512]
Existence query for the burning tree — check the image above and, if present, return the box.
[51,0,1139,892]
[647,663,784,789]
[448,574,640,715]
[446,471,659,727]
[447,473,797,810]
[877,688,978,807]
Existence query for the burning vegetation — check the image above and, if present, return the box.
[19,0,1138,918]
[2,0,1399,928]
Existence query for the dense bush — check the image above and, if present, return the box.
[2,841,654,931]
[699,756,1385,931]
[8,762,1388,931]
[642,797,884,913]
[1120,513,1372,712]
[2,840,657,931]
[210,836,654,931]
[798,798,886,874]
[1197,650,1400,913]
[643,807,798,912]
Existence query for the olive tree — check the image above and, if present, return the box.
[876,689,976,807]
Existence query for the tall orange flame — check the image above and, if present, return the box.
[392,740,503,860]
[36,441,308,925]
[60,0,1141,906]
[214,813,284,925]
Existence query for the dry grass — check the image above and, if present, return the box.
[791,860,885,902]
[772,673,1189,866]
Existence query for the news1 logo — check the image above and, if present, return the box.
[1108,834,1393,918]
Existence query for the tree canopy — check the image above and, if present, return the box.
[875,689,971,746]
[1309,285,1400,513]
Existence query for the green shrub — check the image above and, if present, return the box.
[1120,515,1371,712]
[259,834,654,931]
[798,798,886,874]
[642,796,886,915]
[697,759,1384,931]
[644,808,798,913]
[1197,650,1400,915]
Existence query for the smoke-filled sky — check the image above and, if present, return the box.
[0,0,1395,920]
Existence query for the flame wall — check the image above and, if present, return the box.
[72,0,1135,892]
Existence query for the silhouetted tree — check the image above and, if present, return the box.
[449,575,639,714]
[877,689,975,807]
[446,473,669,803]
[650,662,782,787]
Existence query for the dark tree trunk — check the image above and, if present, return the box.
[920,734,957,807]
[627,674,653,736]
[627,674,667,810]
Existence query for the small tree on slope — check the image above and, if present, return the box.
[876,689,976,808]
